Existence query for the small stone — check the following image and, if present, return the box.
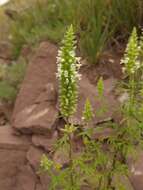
[12,42,58,135]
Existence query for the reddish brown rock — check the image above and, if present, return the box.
[36,183,43,190]
[35,83,57,103]
[16,164,37,190]
[12,42,58,134]
[0,41,13,60]
[0,125,31,150]
[32,131,58,152]
[93,127,114,140]
[21,45,32,59]
[14,102,58,134]
[0,58,11,65]
[0,126,31,190]
[128,151,143,190]
[0,102,13,122]
[69,76,118,125]
[27,146,50,190]
[96,51,122,79]
[27,146,44,171]
[40,173,51,190]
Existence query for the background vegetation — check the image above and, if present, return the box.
[0,58,27,102]
[0,0,143,101]
[2,0,142,62]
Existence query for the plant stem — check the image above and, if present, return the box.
[67,118,74,189]
[129,73,135,115]
[106,153,117,190]
[69,133,74,188]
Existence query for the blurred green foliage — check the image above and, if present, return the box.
[0,58,27,102]
[1,0,143,62]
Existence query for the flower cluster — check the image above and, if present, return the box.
[40,154,53,172]
[57,25,81,118]
[121,27,141,74]
[61,124,77,134]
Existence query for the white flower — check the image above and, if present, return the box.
[57,25,81,117]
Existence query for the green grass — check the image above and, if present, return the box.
[40,28,143,190]
[9,0,113,62]
[0,8,10,41]
[9,0,68,58]
[77,0,113,63]
[1,0,143,63]
[0,58,27,102]
[111,0,143,36]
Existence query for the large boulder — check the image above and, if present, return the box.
[12,42,58,134]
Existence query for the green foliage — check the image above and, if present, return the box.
[41,124,102,190]
[9,0,113,63]
[10,0,67,58]
[96,77,109,117]
[41,26,93,190]
[0,81,17,101]
[111,0,143,35]
[119,27,143,157]
[121,27,143,117]
[40,154,54,172]
[0,64,7,79]
[61,124,77,135]
[121,28,139,75]
[0,8,10,41]
[8,0,143,63]
[41,27,84,189]
[0,59,27,102]
[97,77,104,98]
[77,0,113,63]
[82,99,93,123]
[57,25,80,118]
[40,27,143,190]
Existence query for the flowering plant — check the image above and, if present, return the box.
[57,25,81,118]
[121,27,140,75]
